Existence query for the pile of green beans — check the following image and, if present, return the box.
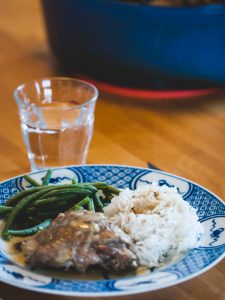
[0,170,120,240]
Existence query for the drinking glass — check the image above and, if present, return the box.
[14,77,98,171]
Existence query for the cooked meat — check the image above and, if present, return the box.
[20,210,137,272]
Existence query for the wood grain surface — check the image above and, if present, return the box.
[0,1,224,299]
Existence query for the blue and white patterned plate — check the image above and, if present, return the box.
[0,165,224,297]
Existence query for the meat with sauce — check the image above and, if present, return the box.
[20,210,137,272]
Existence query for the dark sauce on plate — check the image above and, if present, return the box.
[8,237,148,281]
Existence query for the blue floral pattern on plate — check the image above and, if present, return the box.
[0,165,224,297]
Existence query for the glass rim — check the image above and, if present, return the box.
[13,77,99,111]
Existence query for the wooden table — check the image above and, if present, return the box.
[0,1,224,299]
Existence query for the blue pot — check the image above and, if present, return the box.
[42,0,225,89]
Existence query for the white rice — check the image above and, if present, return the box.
[104,182,203,268]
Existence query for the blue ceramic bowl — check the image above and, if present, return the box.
[41,0,225,89]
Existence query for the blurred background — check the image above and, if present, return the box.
[0,0,224,194]
[1,0,225,98]
[41,0,225,92]
[0,2,225,298]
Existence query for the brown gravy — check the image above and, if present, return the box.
[7,237,148,280]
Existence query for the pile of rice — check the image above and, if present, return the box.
[104,182,203,268]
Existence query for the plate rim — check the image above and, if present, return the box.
[0,164,224,297]
[0,249,224,298]
[0,164,224,206]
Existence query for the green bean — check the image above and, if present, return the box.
[92,193,104,212]
[37,211,61,218]
[74,184,98,193]
[38,188,91,200]
[7,219,51,237]
[5,187,43,207]
[71,196,91,211]
[91,182,108,189]
[27,201,69,214]
[42,200,68,210]
[73,206,84,211]
[27,207,37,214]
[72,196,95,212]
[34,194,82,207]
[86,182,119,194]
[105,185,120,195]
[2,173,121,240]
[88,198,95,212]
[0,206,13,216]
[102,189,114,202]
[41,169,52,186]
[23,175,41,187]
[2,184,85,239]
